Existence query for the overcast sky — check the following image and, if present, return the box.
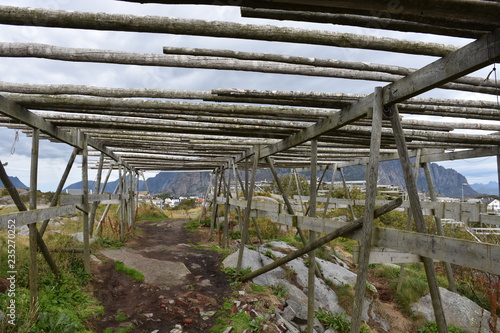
[0,0,498,191]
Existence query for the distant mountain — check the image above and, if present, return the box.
[0,176,29,189]
[470,181,499,195]
[142,172,211,196]
[62,161,477,198]
[63,178,145,194]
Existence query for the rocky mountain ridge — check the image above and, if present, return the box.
[7,161,482,198]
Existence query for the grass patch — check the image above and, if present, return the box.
[418,322,469,333]
[315,308,370,333]
[222,266,252,281]
[185,219,202,231]
[135,202,168,222]
[210,299,266,333]
[372,263,449,316]
[114,260,145,282]
[250,284,266,293]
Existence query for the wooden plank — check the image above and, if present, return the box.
[60,193,122,205]
[353,246,422,265]
[420,146,500,163]
[0,205,78,229]
[480,214,500,226]
[372,228,500,275]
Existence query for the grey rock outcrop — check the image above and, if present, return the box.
[412,287,500,333]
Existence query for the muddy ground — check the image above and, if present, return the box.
[88,218,233,333]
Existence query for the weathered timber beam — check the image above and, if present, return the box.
[118,0,500,30]
[241,8,487,39]
[240,198,402,282]
[236,27,500,163]
[0,43,472,89]
[3,93,333,118]
[0,95,128,168]
[0,6,458,56]
[163,46,499,94]
[251,0,500,29]
[0,206,77,230]
[420,146,500,163]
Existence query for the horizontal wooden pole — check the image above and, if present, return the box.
[240,198,403,282]
[0,205,77,230]
[0,6,458,57]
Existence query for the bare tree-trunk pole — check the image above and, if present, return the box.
[389,104,448,333]
[351,87,384,333]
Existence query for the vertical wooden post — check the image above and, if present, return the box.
[397,149,422,292]
[127,168,134,227]
[293,169,307,214]
[40,147,79,237]
[340,167,356,220]
[266,156,308,245]
[29,128,39,314]
[80,132,91,275]
[119,164,126,242]
[497,153,500,197]
[209,169,220,240]
[95,176,120,235]
[322,164,338,219]
[306,139,318,333]
[236,145,260,274]
[89,153,104,236]
[423,162,457,292]
[351,87,384,333]
[389,104,448,333]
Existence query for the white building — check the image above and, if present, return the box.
[488,199,500,213]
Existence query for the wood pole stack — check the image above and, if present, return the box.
[351,87,384,333]
[389,104,447,333]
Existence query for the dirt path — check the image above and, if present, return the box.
[88,218,232,333]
